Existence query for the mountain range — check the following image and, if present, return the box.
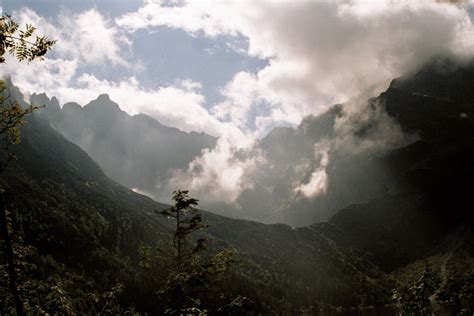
[34,59,473,227]
[31,92,216,198]
[0,57,473,314]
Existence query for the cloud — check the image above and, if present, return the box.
[1,6,255,211]
[1,57,244,142]
[13,8,132,67]
[162,138,261,205]
[294,143,330,198]
[290,93,418,202]
[331,97,418,155]
[212,60,312,137]
[4,1,474,215]
[116,0,242,37]
[118,0,474,135]
[3,7,250,143]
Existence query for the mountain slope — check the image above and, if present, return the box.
[32,93,216,198]
[323,58,474,313]
[1,57,473,314]
[245,58,474,226]
[0,112,392,314]
[28,58,474,229]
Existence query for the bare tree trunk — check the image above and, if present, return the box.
[0,190,24,316]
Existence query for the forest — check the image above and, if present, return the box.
[1,3,474,315]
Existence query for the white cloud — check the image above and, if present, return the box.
[1,56,244,142]
[13,7,132,67]
[4,1,474,213]
[332,98,419,155]
[118,0,474,135]
[116,0,242,37]
[294,143,330,198]
[163,138,260,205]
[1,6,256,210]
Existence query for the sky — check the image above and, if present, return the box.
[1,0,474,212]
[1,0,474,141]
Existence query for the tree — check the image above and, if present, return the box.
[159,190,207,269]
[0,81,40,171]
[140,190,245,314]
[0,15,55,63]
[156,190,209,314]
[0,14,55,316]
[392,264,437,314]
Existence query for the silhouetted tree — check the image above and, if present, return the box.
[139,190,245,314]
[0,15,55,316]
[159,190,207,270]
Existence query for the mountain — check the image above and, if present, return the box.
[236,58,474,227]
[1,57,473,314]
[0,93,393,313]
[32,93,217,198]
[328,57,474,269]
[234,103,400,225]
[31,84,400,226]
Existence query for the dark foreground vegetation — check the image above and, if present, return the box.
[0,16,473,315]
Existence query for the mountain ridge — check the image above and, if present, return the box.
[31,92,217,199]
[1,57,472,314]
[0,111,396,313]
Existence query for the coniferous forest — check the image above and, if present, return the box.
[1,2,474,315]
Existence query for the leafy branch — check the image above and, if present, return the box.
[0,15,56,63]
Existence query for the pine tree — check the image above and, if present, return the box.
[156,190,208,314]
[140,190,246,314]
[159,190,207,270]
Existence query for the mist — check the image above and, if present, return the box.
[117,0,474,223]
[4,0,473,225]
[2,1,474,314]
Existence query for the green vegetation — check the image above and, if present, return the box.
[141,190,246,314]
[0,111,393,314]
[0,15,55,315]
[0,15,55,63]
[0,14,472,315]
[0,85,47,314]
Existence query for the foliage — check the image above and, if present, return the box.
[0,15,55,63]
[0,15,55,316]
[158,190,207,267]
[392,264,437,314]
[1,58,474,314]
[1,107,472,314]
[0,81,42,172]
[145,190,247,314]
[0,240,135,315]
